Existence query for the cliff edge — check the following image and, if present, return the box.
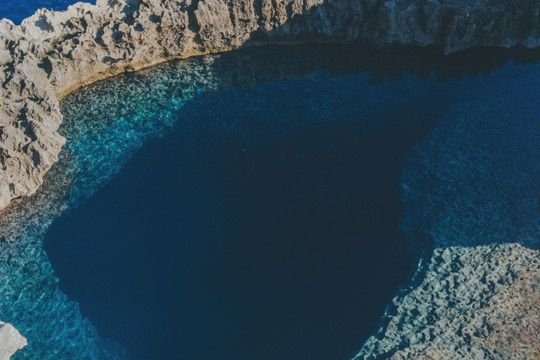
[2,0,540,211]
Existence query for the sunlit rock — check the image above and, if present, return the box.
[0,322,26,360]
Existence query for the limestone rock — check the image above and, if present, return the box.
[0,322,27,360]
[355,245,540,360]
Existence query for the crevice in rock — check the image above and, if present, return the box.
[184,0,202,46]
[38,57,53,78]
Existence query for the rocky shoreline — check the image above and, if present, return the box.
[1,0,540,359]
[3,0,540,212]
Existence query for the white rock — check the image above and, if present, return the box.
[0,322,27,360]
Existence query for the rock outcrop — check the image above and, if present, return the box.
[2,0,540,211]
[356,245,540,360]
[0,322,26,360]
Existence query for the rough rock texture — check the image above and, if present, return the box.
[2,0,540,211]
[355,245,540,360]
[0,322,27,360]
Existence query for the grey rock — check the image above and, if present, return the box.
[355,245,540,360]
[0,322,27,360]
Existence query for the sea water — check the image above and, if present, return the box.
[42,46,540,359]
[0,34,539,360]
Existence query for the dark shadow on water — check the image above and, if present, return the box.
[45,44,540,360]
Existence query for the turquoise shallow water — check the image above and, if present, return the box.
[0,45,539,359]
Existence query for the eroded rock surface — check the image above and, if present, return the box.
[0,322,26,360]
[356,245,540,360]
[2,0,540,211]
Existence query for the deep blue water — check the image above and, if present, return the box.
[37,45,540,360]
[0,1,537,351]
[47,119,420,360]
[45,48,439,360]
[0,0,88,24]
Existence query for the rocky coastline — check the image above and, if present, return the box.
[3,0,540,213]
[1,0,540,359]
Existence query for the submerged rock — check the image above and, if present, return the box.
[0,322,26,360]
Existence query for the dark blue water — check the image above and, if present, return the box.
[48,122,419,360]
[39,45,540,360]
[41,46,454,360]
[0,0,88,24]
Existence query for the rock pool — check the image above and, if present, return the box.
[1,45,539,359]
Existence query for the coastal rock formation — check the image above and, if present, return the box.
[2,0,540,211]
[356,245,540,360]
[0,322,27,360]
